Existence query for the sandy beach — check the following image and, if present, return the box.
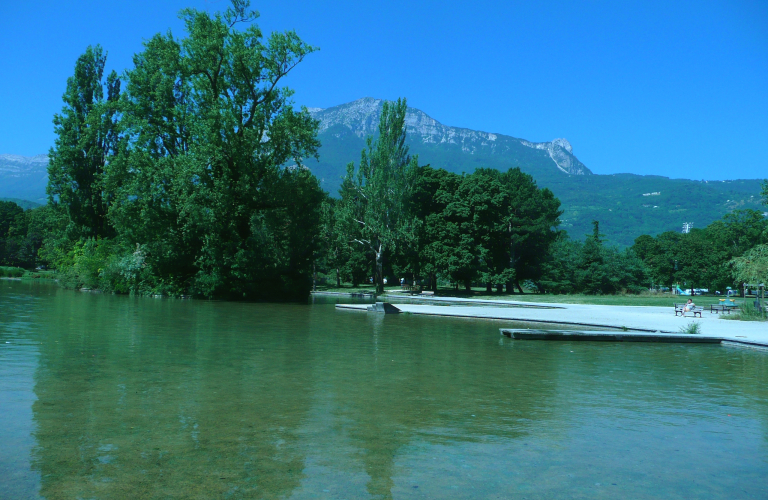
[336,296,768,347]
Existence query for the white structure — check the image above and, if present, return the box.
[682,222,694,234]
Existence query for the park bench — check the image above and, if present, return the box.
[400,284,422,294]
[674,303,702,318]
[710,304,738,314]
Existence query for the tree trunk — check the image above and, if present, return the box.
[336,267,340,288]
[506,281,514,294]
[486,282,493,294]
[496,284,503,294]
[464,280,472,292]
[376,247,384,294]
[312,262,316,292]
[515,279,524,294]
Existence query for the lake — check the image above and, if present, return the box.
[1,280,767,499]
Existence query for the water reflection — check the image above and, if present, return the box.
[0,280,766,499]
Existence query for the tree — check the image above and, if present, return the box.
[730,244,768,285]
[762,180,768,205]
[104,0,323,299]
[47,45,121,238]
[502,168,561,292]
[340,98,418,293]
[0,201,26,266]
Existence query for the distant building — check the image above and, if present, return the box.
[682,222,694,234]
[642,191,661,196]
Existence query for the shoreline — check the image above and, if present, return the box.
[336,302,768,348]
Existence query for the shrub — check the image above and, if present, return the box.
[679,321,702,334]
[0,266,25,278]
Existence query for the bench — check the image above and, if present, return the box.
[675,303,702,317]
[400,284,422,294]
[710,304,737,314]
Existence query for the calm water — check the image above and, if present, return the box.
[1,280,767,500]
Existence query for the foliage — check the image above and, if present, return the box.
[41,1,324,300]
[632,209,768,292]
[729,244,768,285]
[0,198,41,210]
[47,45,120,239]
[0,202,67,268]
[338,98,418,293]
[679,321,702,334]
[538,227,648,295]
[401,166,561,293]
[762,180,768,205]
[0,266,25,278]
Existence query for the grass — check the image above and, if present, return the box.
[679,321,703,334]
[312,283,378,294]
[0,266,57,280]
[721,302,768,322]
[21,269,57,280]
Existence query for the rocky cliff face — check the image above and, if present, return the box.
[309,97,591,176]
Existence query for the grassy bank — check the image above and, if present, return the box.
[0,266,57,280]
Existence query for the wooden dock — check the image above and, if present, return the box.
[500,329,722,344]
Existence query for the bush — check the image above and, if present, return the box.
[679,321,702,334]
[0,266,25,278]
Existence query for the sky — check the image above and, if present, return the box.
[0,0,766,180]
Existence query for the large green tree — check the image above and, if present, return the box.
[104,0,323,299]
[405,165,460,290]
[47,45,121,238]
[502,168,562,292]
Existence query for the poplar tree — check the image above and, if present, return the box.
[47,45,121,238]
[340,98,418,293]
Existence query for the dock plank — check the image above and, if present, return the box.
[500,329,722,343]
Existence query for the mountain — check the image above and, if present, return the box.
[2,98,765,245]
[307,97,590,193]
[307,98,765,246]
[0,154,48,204]
[0,197,42,209]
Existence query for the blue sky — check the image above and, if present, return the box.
[1,0,766,180]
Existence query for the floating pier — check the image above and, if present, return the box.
[500,329,722,344]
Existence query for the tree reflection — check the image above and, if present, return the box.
[31,294,314,499]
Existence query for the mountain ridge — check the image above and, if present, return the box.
[308,97,590,176]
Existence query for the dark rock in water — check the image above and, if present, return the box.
[367,302,401,314]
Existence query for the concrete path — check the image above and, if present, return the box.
[384,294,562,308]
[335,302,768,347]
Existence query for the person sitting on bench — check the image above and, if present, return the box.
[683,298,695,316]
